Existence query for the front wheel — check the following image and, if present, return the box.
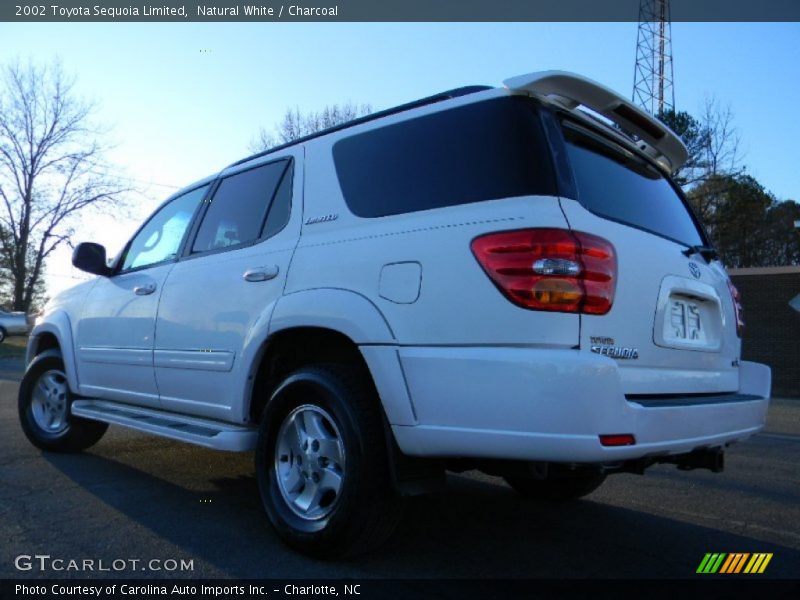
[256,365,403,558]
[18,354,108,452]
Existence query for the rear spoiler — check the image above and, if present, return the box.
[503,70,688,173]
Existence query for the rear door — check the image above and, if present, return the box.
[153,152,301,422]
[557,120,740,395]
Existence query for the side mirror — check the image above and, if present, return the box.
[72,242,112,276]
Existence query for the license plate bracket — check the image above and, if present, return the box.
[653,279,723,353]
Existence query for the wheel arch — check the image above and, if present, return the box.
[243,288,416,428]
[268,288,397,345]
[247,326,389,424]
[26,313,79,392]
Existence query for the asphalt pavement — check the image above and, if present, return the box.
[1,357,798,579]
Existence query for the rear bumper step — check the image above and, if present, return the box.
[71,399,257,452]
[626,392,761,407]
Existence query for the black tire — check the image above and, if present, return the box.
[256,364,403,558]
[0,327,6,343]
[18,354,108,453]
[504,470,606,502]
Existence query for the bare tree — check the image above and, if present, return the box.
[0,60,128,312]
[0,223,13,309]
[688,99,744,236]
[661,97,742,189]
[252,102,372,152]
[660,96,745,237]
[699,96,742,180]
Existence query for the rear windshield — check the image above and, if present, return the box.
[333,97,556,218]
[563,124,704,247]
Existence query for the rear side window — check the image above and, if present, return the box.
[262,162,293,239]
[563,125,704,247]
[192,159,290,254]
[333,97,556,218]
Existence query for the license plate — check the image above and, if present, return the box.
[663,296,719,350]
[667,298,706,343]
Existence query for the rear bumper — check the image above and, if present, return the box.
[390,346,771,463]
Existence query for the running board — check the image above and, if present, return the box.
[70,399,257,452]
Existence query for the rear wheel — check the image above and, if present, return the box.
[504,470,606,502]
[18,354,108,452]
[0,327,6,343]
[256,365,403,558]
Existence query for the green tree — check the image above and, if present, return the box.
[762,199,800,266]
[658,108,710,188]
[660,101,799,268]
[704,174,774,267]
[686,174,800,268]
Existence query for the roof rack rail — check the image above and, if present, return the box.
[503,70,688,172]
[229,85,492,168]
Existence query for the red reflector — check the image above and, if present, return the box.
[599,434,636,447]
[471,228,617,314]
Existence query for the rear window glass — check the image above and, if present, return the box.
[333,97,556,218]
[563,125,703,247]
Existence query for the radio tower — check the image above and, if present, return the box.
[632,0,675,116]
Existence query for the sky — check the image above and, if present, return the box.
[3,21,799,297]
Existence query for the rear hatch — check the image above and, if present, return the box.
[556,119,741,395]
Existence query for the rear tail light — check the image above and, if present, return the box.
[599,434,636,447]
[726,278,744,338]
[471,228,617,315]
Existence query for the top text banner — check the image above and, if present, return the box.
[5,0,800,22]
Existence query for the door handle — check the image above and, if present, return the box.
[133,283,156,296]
[243,265,279,282]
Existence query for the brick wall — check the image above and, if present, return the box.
[729,267,800,397]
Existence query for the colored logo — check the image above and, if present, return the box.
[688,262,702,279]
[696,552,773,574]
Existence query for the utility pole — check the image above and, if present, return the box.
[632,0,675,116]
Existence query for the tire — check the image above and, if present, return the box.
[18,354,108,453]
[256,364,403,558]
[0,327,6,343]
[504,470,606,502]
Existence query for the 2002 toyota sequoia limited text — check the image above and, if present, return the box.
[19,71,771,557]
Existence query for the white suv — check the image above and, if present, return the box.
[19,71,771,557]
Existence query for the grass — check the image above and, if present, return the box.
[0,335,27,359]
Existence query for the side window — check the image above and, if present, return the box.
[192,160,290,254]
[120,185,208,272]
[332,97,556,218]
